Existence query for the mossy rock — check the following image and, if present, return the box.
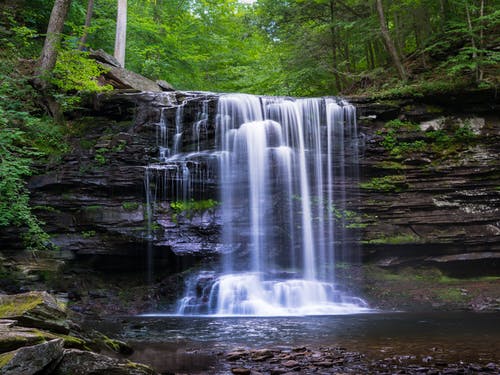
[90,331,134,355]
[52,349,157,375]
[0,321,90,354]
[104,337,134,355]
[0,321,46,353]
[57,333,92,351]
[0,292,69,334]
[0,351,15,368]
[0,338,64,374]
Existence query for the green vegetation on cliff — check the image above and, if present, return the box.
[0,10,110,250]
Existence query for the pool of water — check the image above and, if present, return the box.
[91,312,500,373]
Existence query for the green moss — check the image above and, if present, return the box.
[170,198,219,213]
[125,360,153,371]
[112,140,127,152]
[122,202,139,211]
[436,288,466,302]
[359,175,408,192]
[366,266,443,282]
[0,294,43,317]
[59,334,90,350]
[372,79,471,100]
[94,151,106,166]
[104,337,120,352]
[363,233,422,245]
[385,119,420,131]
[0,334,44,352]
[170,198,219,221]
[81,230,96,238]
[345,222,369,229]
[0,352,14,368]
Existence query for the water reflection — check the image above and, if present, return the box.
[91,312,500,373]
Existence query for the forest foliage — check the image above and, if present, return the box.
[2,0,498,96]
[0,0,498,250]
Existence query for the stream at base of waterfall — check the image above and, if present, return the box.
[145,93,369,315]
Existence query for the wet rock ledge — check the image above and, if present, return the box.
[0,291,157,375]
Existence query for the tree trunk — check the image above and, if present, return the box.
[367,42,375,70]
[78,0,94,50]
[465,1,479,83]
[35,0,73,88]
[329,0,343,92]
[33,0,72,122]
[478,0,484,81]
[114,0,127,67]
[375,0,408,81]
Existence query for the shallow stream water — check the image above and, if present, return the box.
[90,312,500,373]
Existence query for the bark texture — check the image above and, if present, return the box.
[36,0,73,84]
[375,0,407,81]
[114,0,127,67]
[78,0,94,50]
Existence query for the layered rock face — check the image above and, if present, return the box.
[353,91,499,276]
[1,90,498,304]
[0,291,156,374]
[25,91,221,275]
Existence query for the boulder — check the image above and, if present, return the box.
[53,349,156,375]
[0,338,63,375]
[100,63,161,92]
[0,292,69,333]
[156,80,175,91]
[0,320,46,352]
[87,49,174,92]
[88,49,121,68]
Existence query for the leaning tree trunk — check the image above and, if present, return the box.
[34,0,72,122]
[35,0,72,88]
[114,0,127,67]
[375,0,408,81]
[78,0,94,50]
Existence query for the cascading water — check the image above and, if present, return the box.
[171,93,369,316]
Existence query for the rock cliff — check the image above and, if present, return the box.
[0,89,498,312]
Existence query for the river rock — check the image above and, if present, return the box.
[53,349,156,375]
[231,367,251,375]
[282,360,300,368]
[0,321,47,352]
[0,292,69,334]
[0,338,64,375]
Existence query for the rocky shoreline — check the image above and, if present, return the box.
[2,291,500,374]
[218,346,500,375]
[0,291,156,374]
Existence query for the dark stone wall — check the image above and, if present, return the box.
[1,90,499,286]
[352,90,499,276]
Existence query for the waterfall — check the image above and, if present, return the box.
[173,93,369,316]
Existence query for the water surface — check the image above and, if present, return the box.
[92,312,500,373]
